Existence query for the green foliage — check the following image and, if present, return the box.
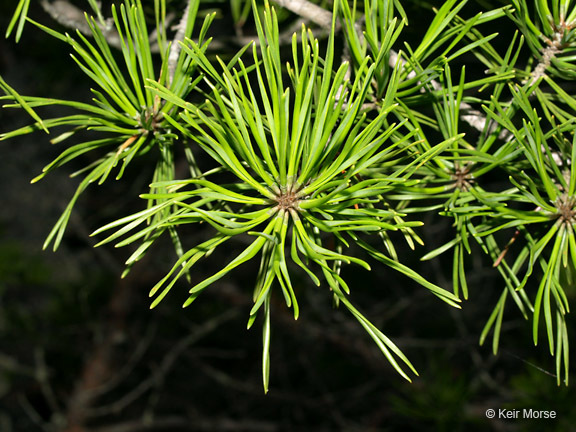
[2,0,212,252]
[2,0,576,390]
[5,0,31,42]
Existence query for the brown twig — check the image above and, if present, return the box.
[62,258,150,432]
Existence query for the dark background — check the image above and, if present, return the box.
[1,1,575,431]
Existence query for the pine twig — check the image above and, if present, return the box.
[167,0,193,85]
[273,0,334,29]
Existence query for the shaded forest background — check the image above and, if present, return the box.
[1,1,575,431]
